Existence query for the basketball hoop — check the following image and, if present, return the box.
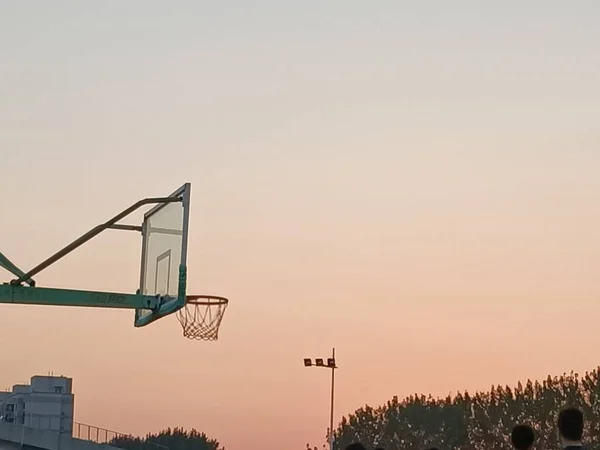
[176,295,229,341]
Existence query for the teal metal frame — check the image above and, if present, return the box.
[132,265,187,327]
[134,183,190,327]
[0,192,189,328]
[0,252,34,286]
[0,283,160,310]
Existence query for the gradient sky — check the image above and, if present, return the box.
[1,1,599,449]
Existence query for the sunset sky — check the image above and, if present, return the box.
[1,1,599,449]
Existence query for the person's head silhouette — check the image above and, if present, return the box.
[511,424,535,450]
[345,444,366,450]
[558,407,584,446]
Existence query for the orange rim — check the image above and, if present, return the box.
[185,295,229,306]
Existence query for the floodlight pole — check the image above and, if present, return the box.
[329,348,336,450]
[304,348,337,450]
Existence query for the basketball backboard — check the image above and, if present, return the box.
[1,181,228,340]
[134,183,191,327]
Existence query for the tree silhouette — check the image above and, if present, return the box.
[111,428,223,450]
[331,368,600,450]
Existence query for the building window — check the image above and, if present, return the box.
[54,386,63,394]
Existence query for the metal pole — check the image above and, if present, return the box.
[329,347,335,450]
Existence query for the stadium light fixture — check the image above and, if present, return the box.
[303,348,337,450]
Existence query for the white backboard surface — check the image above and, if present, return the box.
[135,183,190,324]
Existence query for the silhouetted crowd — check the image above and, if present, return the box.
[344,406,585,450]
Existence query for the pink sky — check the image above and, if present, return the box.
[1,2,600,449]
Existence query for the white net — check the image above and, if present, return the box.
[176,296,229,341]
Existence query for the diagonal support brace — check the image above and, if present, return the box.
[11,196,181,285]
[0,252,35,286]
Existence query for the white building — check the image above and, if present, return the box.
[0,376,74,434]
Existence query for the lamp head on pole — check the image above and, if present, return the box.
[303,358,312,367]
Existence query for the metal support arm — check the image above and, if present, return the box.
[12,196,181,285]
[0,252,35,286]
[0,284,161,310]
[108,224,143,232]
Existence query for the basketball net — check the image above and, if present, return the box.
[176,295,229,341]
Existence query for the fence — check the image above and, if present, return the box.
[72,422,127,444]
[72,422,169,450]
[1,414,168,450]
[1,413,70,434]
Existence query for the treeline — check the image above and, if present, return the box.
[111,427,223,450]
[333,368,600,450]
